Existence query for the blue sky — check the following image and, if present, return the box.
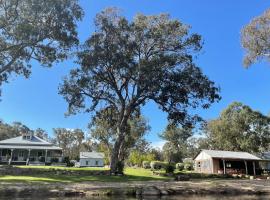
[0,0,270,148]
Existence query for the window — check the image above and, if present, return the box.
[197,162,201,168]
[86,161,89,165]
[95,160,99,166]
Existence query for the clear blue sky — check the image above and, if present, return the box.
[0,0,270,148]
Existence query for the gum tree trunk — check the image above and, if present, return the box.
[110,135,123,174]
[110,107,132,175]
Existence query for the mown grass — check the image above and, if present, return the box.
[17,165,109,171]
[0,166,171,183]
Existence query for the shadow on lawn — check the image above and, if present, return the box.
[0,174,171,183]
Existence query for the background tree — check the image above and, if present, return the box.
[203,102,270,153]
[0,0,83,95]
[60,8,220,173]
[241,9,270,67]
[34,128,50,141]
[53,128,85,160]
[160,124,193,163]
[0,121,21,140]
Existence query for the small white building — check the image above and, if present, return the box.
[79,152,104,167]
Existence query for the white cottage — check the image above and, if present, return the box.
[79,152,104,167]
[0,132,63,165]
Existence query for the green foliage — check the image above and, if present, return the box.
[203,102,270,153]
[63,156,74,167]
[150,161,168,170]
[165,164,175,173]
[184,163,193,171]
[53,128,87,160]
[0,0,83,95]
[128,150,155,167]
[241,9,270,67]
[161,124,194,163]
[176,163,185,171]
[142,161,151,169]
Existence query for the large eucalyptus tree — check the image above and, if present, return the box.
[60,8,220,174]
[0,0,83,95]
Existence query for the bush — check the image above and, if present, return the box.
[165,164,175,173]
[142,161,151,169]
[150,161,168,170]
[184,163,193,171]
[38,156,45,162]
[51,157,59,163]
[63,156,74,167]
[176,163,185,171]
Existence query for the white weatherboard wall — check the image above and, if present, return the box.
[194,151,211,161]
[80,158,104,167]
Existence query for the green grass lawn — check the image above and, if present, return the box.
[17,165,109,171]
[0,166,171,183]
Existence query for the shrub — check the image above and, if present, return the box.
[142,161,151,169]
[51,157,59,163]
[165,164,175,173]
[176,163,185,171]
[184,163,193,171]
[150,161,168,170]
[63,156,74,167]
[38,156,45,162]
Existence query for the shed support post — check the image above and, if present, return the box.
[244,160,248,175]
[253,161,256,176]
[223,159,226,174]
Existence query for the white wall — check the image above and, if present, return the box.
[79,158,104,167]
[194,151,211,161]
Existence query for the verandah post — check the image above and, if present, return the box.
[223,159,226,174]
[45,149,48,164]
[244,160,248,175]
[253,161,256,176]
[9,149,13,165]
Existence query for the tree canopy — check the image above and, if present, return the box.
[0,0,83,95]
[59,8,220,173]
[53,128,89,160]
[241,9,270,67]
[203,102,270,153]
[160,124,193,163]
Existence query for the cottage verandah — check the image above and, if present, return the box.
[0,133,63,165]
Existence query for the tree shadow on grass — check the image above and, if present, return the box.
[0,174,171,183]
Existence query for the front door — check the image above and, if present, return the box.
[18,150,24,161]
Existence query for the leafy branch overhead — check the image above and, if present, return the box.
[0,0,83,95]
[241,9,270,67]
